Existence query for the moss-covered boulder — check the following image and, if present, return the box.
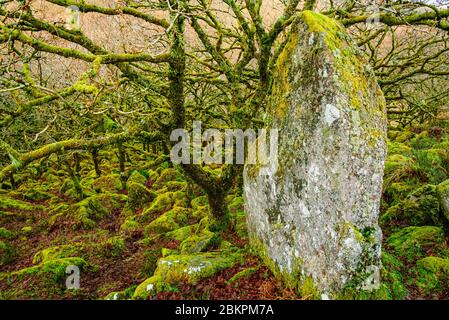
[243,11,387,298]
[414,257,449,294]
[132,251,242,299]
[32,243,85,264]
[180,229,219,254]
[126,171,156,210]
[144,206,190,235]
[151,168,184,191]
[0,227,16,240]
[49,193,126,229]
[0,240,15,265]
[101,236,126,257]
[0,195,43,212]
[2,257,88,284]
[140,191,188,222]
[120,218,140,233]
[381,185,444,227]
[92,174,122,193]
[437,179,449,223]
[386,226,446,262]
[23,188,54,202]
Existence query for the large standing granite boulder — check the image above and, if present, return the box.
[243,11,387,298]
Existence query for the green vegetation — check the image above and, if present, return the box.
[1,0,449,301]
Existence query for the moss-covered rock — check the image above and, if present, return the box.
[132,251,242,299]
[101,236,126,257]
[227,267,259,285]
[243,10,387,297]
[0,227,16,240]
[179,229,219,254]
[120,218,141,232]
[32,243,85,264]
[228,196,247,238]
[0,240,15,265]
[127,181,156,211]
[3,257,88,284]
[21,226,33,234]
[414,256,449,294]
[23,188,54,202]
[92,174,122,193]
[144,206,190,235]
[164,225,197,242]
[151,168,184,191]
[437,179,449,224]
[386,226,446,262]
[49,193,126,229]
[381,185,444,227]
[140,192,178,222]
[0,195,43,212]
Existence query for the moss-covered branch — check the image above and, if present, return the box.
[1,26,169,64]
[46,0,170,28]
[0,130,161,182]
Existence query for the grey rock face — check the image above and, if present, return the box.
[243,11,387,298]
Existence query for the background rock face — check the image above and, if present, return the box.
[243,11,387,298]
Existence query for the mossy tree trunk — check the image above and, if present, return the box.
[73,152,81,175]
[91,148,101,177]
[117,142,126,189]
[64,158,84,200]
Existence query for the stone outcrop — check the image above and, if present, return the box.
[243,11,387,298]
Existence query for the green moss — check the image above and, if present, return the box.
[227,196,247,238]
[4,257,88,283]
[23,188,53,201]
[394,130,415,143]
[437,179,449,222]
[104,285,138,300]
[381,185,444,228]
[386,226,445,262]
[120,218,140,232]
[140,192,177,221]
[180,229,219,254]
[142,249,161,277]
[0,195,43,212]
[248,236,307,297]
[384,154,414,176]
[102,236,126,257]
[0,240,15,265]
[227,267,258,285]
[0,227,16,240]
[151,168,185,190]
[164,225,197,242]
[92,174,122,193]
[161,248,179,257]
[50,193,126,229]
[21,226,33,234]
[383,182,416,206]
[409,131,438,150]
[132,275,178,300]
[33,243,84,264]
[380,251,409,300]
[387,140,412,156]
[414,257,449,294]
[132,250,242,299]
[144,206,190,235]
[127,181,157,211]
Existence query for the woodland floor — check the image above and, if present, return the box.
[2,126,449,299]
